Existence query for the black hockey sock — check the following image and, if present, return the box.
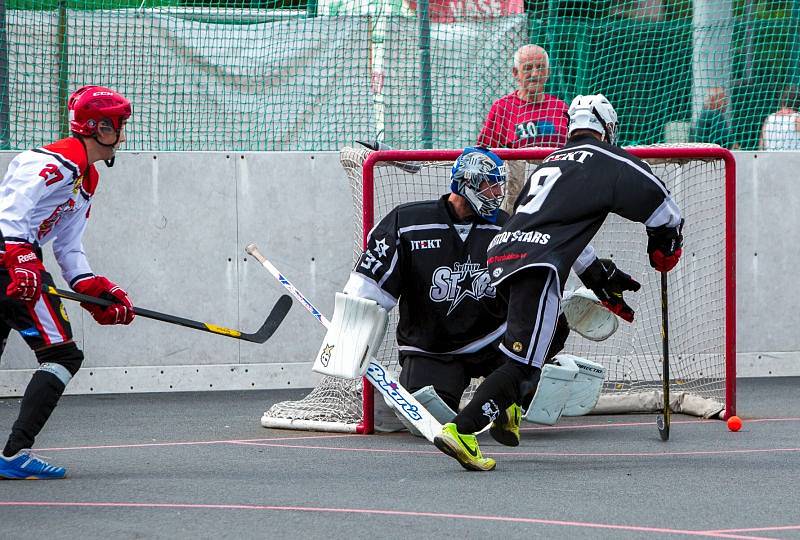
[453,361,539,434]
[3,370,66,457]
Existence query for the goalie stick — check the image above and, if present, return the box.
[656,271,671,441]
[245,242,443,442]
[47,286,292,344]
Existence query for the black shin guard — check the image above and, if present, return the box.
[454,361,539,434]
[3,343,83,457]
[3,370,67,456]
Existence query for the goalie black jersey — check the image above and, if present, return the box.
[345,195,508,358]
[487,135,682,289]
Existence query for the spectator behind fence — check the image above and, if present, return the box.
[760,85,800,150]
[690,87,735,149]
[477,44,568,212]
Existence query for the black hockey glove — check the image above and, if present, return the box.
[578,258,641,323]
[647,219,684,272]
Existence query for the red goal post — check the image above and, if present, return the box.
[261,145,736,434]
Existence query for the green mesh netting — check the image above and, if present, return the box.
[0,0,798,151]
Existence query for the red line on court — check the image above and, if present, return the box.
[37,433,357,452]
[32,417,800,453]
[0,501,772,539]
[522,417,800,432]
[233,440,442,454]
[233,440,800,458]
[704,525,800,534]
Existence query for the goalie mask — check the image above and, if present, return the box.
[450,147,507,223]
[567,94,618,145]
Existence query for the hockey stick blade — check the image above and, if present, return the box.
[245,242,443,441]
[47,286,291,344]
[656,414,669,441]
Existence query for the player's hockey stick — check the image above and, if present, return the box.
[245,242,443,442]
[46,286,292,344]
[656,271,671,441]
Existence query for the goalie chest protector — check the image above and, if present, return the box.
[354,195,508,357]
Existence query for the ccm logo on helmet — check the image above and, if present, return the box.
[92,91,114,96]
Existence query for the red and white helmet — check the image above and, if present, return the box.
[68,85,131,136]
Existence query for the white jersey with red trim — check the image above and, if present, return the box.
[0,138,99,287]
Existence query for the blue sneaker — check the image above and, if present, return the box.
[0,450,67,479]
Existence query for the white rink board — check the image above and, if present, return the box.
[0,150,798,396]
[0,151,350,396]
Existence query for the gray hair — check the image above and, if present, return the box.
[513,44,550,70]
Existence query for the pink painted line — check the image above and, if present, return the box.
[31,418,800,452]
[37,433,358,452]
[232,440,800,458]
[232,440,442,455]
[522,417,800,432]
[704,525,800,534]
[0,501,770,539]
[497,447,800,458]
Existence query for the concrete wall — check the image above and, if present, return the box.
[734,152,800,376]
[1,150,798,395]
[0,152,354,395]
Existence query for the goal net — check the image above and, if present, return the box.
[262,145,735,433]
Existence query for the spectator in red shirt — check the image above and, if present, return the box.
[477,44,568,212]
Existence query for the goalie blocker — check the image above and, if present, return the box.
[312,292,389,379]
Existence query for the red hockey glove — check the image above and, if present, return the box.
[647,219,684,272]
[3,243,46,303]
[73,275,135,325]
[579,258,641,323]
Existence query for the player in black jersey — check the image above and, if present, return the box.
[434,94,684,471]
[342,147,515,422]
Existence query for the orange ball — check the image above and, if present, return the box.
[727,415,742,432]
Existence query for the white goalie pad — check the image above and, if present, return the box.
[562,287,619,342]
[312,293,388,379]
[562,356,606,417]
[523,355,579,425]
[391,386,457,437]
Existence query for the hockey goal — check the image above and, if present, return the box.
[262,145,736,433]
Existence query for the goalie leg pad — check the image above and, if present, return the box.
[390,386,457,438]
[523,355,578,425]
[313,292,388,378]
[562,355,606,417]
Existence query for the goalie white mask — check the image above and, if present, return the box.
[567,94,619,145]
[450,146,507,223]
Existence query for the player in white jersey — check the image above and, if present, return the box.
[433,94,684,471]
[0,85,134,479]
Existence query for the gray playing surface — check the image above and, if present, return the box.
[1,377,798,539]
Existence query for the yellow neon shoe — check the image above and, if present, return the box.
[434,423,496,471]
[490,403,521,447]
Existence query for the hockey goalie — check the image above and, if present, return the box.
[312,144,643,438]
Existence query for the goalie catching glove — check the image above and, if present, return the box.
[561,287,619,341]
[312,292,388,379]
[647,219,684,272]
[578,258,640,323]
